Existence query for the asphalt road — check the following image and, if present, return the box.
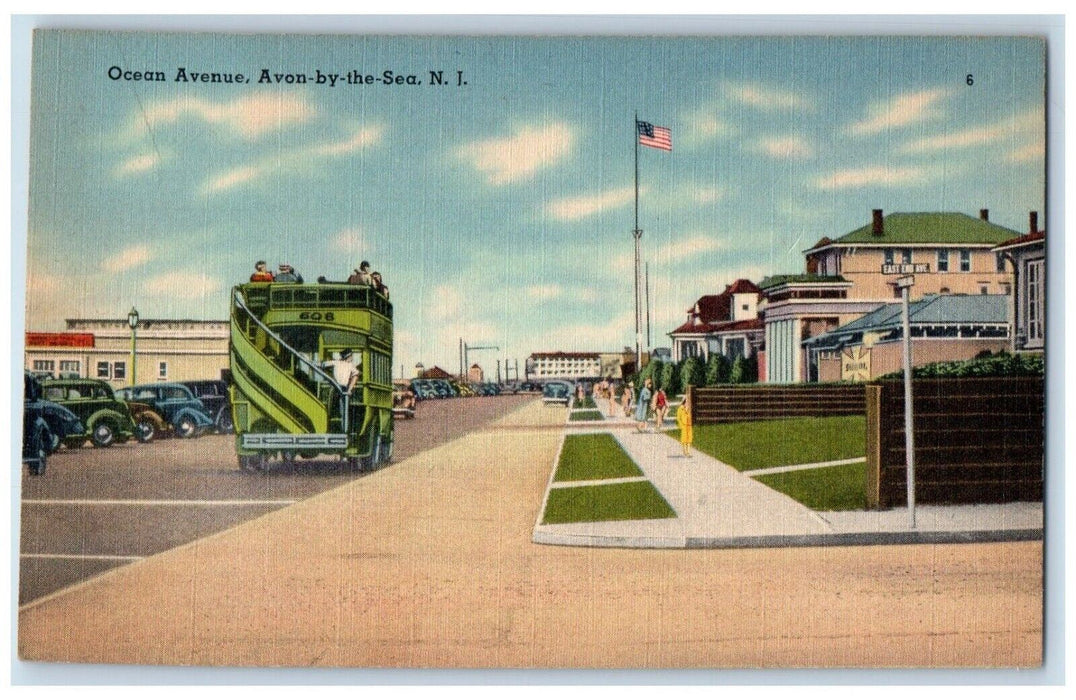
[18,394,534,604]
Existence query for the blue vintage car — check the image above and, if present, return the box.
[40,400,84,453]
[23,373,50,475]
[115,383,215,438]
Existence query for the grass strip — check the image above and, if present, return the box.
[553,433,643,482]
[753,461,868,511]
[569,410,605,422]
[542,481,675,524]
[692,416,866,471]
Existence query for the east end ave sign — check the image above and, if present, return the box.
[882,263,931,274]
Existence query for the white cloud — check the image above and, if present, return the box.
[103,245,153,273]
[144,271,221,299]
[526,284,564,301]
[457,122,575,185]
[330,228,375,259]
[1008,142,1045,163]
[201,125,385,195]
[847,88,951,135]
[754,135,813,159]
[811,165,935,190]
[724,81,812,111]
[138,93,314,140]
[899,109,1043,154]
[115,152,161,176]
[692,186,727,204]
[546,186,636,221]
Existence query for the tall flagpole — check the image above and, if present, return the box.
[633,112,643,374]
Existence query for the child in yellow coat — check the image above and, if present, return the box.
[676,390,693,457]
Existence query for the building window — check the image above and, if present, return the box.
[113,362,126,381]
[937,249,949,272]
[960,249,971,272]
[97,361,110,379]
[980,285,989,295]
[883,249,894,266]
[59,360,80,374]
[1027,259,1044,343]
[158,361,168,380]
[901,249,912,264]
[32,359,55,373]
[996,252,1007,273]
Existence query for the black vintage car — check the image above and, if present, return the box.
[23,373,50,474]
[41,378,138,448]
[40,400,84,453]
[115,383,214,439]
[180,379,234,433]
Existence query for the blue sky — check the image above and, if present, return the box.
[25,32,1045,376]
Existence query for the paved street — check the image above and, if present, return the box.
[18,398,1042,668]
[18,394,533,604]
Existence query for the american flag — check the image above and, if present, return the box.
[637,120,672,151]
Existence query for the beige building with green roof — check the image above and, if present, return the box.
[803,209,1019,301]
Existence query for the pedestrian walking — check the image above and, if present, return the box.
[622,380,633,417]
[676,390,693,457]
[653,387,668,431]
[634,378,652,432]
[607,379,619,418]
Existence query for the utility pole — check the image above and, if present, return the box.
[463,342,499,380]
[895,274,917,528]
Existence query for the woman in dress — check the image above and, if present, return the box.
[634,378,652,432]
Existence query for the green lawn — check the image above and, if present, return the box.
[691,416,866,471]
[754,461,868,511]
[553,433,643,481]
[542,481,676,524]
[569,410,605,422]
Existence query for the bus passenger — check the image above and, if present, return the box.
[348,261,373,285]
[275,263,303,283]
[324,349,360,394]
[371,271,389,299]
[250,260,274,282]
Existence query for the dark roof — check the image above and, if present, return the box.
[530,351,600,359]
[688,279,760,324]
[804,294,1009,348]
[994,230,1045,251]
[670,317,764,336]
[758,274,849,290]
[420,366,454,379]
[726,279,761,294]
[834,212,1020,246]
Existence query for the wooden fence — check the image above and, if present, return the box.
[865,377,1044,508]
[691,384,865,424]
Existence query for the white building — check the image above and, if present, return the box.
[527,351,602,381]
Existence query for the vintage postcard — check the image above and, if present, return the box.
[15,24,1049,674]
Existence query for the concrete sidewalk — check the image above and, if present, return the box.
[534,404,1043,549]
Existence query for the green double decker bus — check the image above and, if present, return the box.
[228,281,394,472]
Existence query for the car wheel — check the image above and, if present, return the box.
[174,416,197,439]
[136,420,155,443]
[90,421,116,448]
[238,454,267,473]
[46,428,61,454]
[346,456,362,472]
[29,427,50,474]
[215,407,234,434]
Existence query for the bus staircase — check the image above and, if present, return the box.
[230,289,357,455]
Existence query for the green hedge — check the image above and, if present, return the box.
[878,351,1044,379]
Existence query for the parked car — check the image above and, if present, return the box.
[41,377,138,448]
[449,380,475,397]
[410,379,436,401]
[23,373,50,474]
[39,400,84,453]
[115,383,215,439]
[542,381,571,406]
[392,387,416,419]
[180,379,233,433]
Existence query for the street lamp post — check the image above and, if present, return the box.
[894,275,917,528]
[127,307,139,386]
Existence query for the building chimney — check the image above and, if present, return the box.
[979,208,989,221]
[871,209,884,236]
[1029,211,1039,233]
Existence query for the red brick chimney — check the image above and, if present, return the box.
[979,208,989,221]
[1029,211,1039,233]
[871,209,884,236]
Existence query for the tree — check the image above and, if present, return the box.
[680,356,705,392]
[660,360,681,396]
[641,359,663,388]
[705,352,731,386]
[729,354,747,384]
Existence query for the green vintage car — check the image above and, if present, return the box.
[41,378,138,448]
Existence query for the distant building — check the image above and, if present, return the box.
[527,351,602,381]
[802,295,1011,382]
[467,363,484,383]
[995,212,1045,353]
[420,365,454,380]
[25,318,228,388]
[668,279,764,363]
[763,209,1023,384]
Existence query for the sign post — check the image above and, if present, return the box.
[893,275,917,528]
